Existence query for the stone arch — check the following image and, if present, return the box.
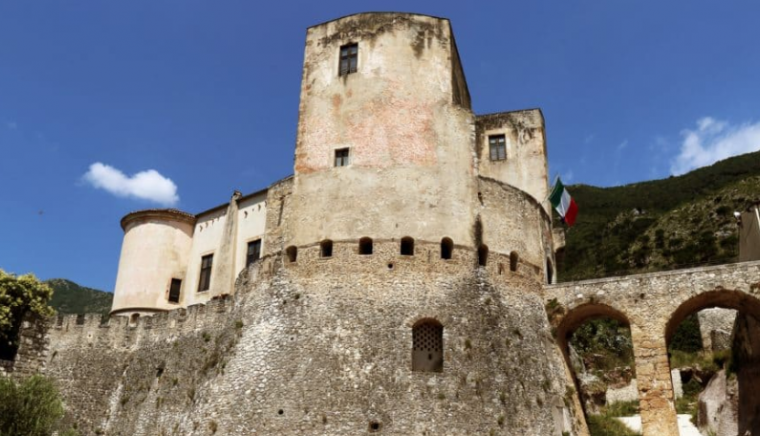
[664,289,760,435]
[664,289,760,347]
[555,303,636,425]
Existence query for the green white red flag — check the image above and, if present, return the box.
[549,177,578,227]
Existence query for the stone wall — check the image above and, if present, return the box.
[697,308,736,352]
[31,246,584,436]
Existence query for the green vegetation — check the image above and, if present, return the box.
[587,402,641,436]
[45,279,112,315]
[557,150,760,281]
[570,319,634,372]
[0,270,55,359]
[669,314,703,353]
[0,375,79,436]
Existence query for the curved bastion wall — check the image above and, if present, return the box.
[111,210,196,315]
[38,245,583,436]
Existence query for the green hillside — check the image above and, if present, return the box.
[45,279,113,315]
[558,150,760,281]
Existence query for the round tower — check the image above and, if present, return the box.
[111,209,196,317]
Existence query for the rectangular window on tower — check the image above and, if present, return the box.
[247,239,262,267]
[489,135,507,161]
[334,148,350,167]
[339,43,358,76]
[168,279,182,303]
[198,254,213,292]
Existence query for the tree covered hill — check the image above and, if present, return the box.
[558,150,760,281]
[45,279,112,315]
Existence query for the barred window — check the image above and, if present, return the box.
[339,43,358,76]
[489,135,507,161]
[412,320,443,372]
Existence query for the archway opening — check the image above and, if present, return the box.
[554,303,639,435]
[664,290,760,436]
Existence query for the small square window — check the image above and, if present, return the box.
[247,240,262,267]
[334,148,350,167]
[339,43,358,76]
[489,135,507,161]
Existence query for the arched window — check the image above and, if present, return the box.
[441,237,453,260]
[478,244,488,267]
[286,246,298,263]
[412,319,443,372]
[359,237,373,255]
[510,251,519,272]
[546,257,553,284]
[400,237,414,256]
[320,240,333,258]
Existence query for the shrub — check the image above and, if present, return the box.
[0,375,78,436]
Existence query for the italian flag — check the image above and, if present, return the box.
[549,177,578,227]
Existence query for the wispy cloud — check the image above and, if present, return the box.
[617,139,629,151]
[670,117,760,175]
[6,121,17,130]
[83,162,179,206]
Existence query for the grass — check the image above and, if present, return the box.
[587,401,641,436]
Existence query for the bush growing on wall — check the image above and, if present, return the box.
[0,269,55,359]
[0,375,78,436]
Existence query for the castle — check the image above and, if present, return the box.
[5,12,760,436]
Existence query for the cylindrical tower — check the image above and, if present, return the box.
[287,13,477,248]
[111,209,196,317]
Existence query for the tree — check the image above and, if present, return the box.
[0,375,78,436]
[0,270,55,359]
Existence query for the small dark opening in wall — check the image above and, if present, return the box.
[510,252,519,272]
[400,237,414,256]
[286,246,298,263]
[369,421,381,432]
[156,367,164,378]
[359,237,373,255]
[478,245,489,267]
[278,409,284,415]
[441,237,453,260]
[76,314,86,325]
[546,257,553,284]
[320,240,333,258]
[130,313,140,326]
[387,263,394,270]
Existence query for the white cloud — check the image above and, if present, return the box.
[83,162,179,206]
[670,117,760,175]
[617,139,629,151]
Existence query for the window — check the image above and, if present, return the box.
[359,237,373,255]
[489,134,507,161]
[547,258,554,284]
[478,244,488,267]
[412,320,443,372]
[441,237,453,260]
[286,246,298,263]
[320,239,333,258]
[168,278,182,303]
[247,239,262,266]
[198,254,213,292]
[339,43,358,76]
[334,148,350,167]
[510,252,519,272]
[400,237,414,256]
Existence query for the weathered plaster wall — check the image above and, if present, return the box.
[112,212,195,315]
[183,208,227,307]
[476,110,549,210]
[289,13,478,248]
[234,193,268,276]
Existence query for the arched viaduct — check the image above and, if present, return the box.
[546,260,760,436]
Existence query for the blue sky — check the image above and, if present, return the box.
[1,1,759,291]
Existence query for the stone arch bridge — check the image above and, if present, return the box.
[545,260,760,436]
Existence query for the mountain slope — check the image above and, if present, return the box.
[45,279,113,315]
[558,150,760,281]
